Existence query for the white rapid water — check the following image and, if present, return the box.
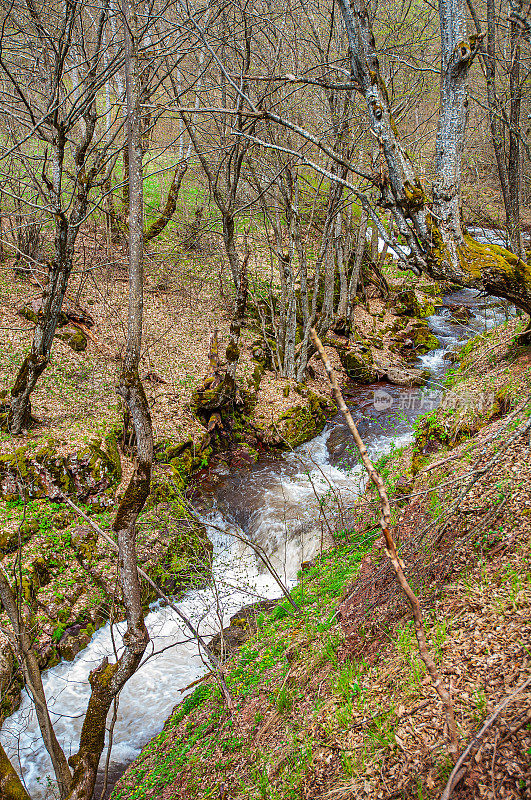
[0,424,405,799]
[1,519,288,798]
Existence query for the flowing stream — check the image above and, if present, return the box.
[0,281,514,799]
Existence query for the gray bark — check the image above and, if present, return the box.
[431,0,472,269]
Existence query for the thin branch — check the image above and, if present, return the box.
[441,675,531,799]
[310,328,459,759]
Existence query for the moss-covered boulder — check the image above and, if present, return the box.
[0,517,37,555]
[385,366,429,387]
[271,390,336,449]
[251,338,274,371]
[209,599,279,660]
[58,624,93,661]
[393,289,435,318]
[55,327,87,352]
[415,385,511,449]
[0,436,121,504]
[139,479,213,599]
[339,348,379,383]
[395,319,439,358]
[154,438,212,490]
[410,322,439,354]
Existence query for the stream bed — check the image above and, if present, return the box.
[0,287,514,799]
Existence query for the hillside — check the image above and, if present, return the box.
[113,325,531,800]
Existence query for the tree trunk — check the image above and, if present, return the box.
[0,566,73,798]
[507,18,523,257]
[7,70,101,433]
[430,0,471,267]
[224,256,249,388]
[144,161,188,242]
[66,3,153,796]
[0,743,32,800]
[336,0,531,316]
[347,209,368,329]
[222,213,241,289]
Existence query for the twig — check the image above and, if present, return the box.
[419,453,463,473]
[187,511,302,613]
[310,328,459,759]
[61,495,234,710]
[440,675,531,800]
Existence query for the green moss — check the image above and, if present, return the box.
[225,342,240,363]
[403,180,426,209]
[55,327,87,352]
[339,349,378,383]
[141,481,213,599]
[272,391,336,449]
[104,431,122,483]
[0,440,120,503]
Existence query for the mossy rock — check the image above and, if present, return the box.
[55,327,87,352]
[71,526,98,561]
[393,290,436,319]
[210,599,279,660]
[0,438,121,503]
[251,338,275,371]
[58,624,92,661]
[393,289,422,316]
[339,349,379,383]
[104,431,122,483]
[0,518,36,555]
[416,382,511,448]
[32,556,51,587]
[408,321,440,354]
[386,367,429,387]
[271,390,336,449]
[139,490,213,599]
[154,439,194,463]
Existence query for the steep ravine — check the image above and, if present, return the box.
[0,289,511,799]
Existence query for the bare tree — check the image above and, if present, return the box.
[0,2,154,796]
[0,0,126,432]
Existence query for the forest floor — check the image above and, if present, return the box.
[113,322,531,800]
[0,222,440,457]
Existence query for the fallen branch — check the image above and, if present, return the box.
[419,453,463,473]
[310,328,459,759]
[440,675,531,800]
